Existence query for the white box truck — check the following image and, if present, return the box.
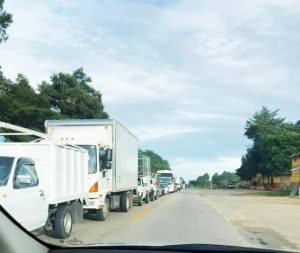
[45,119,138,221]
[0,122,89,239]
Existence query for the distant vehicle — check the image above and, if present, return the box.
[46,119,138,220]
[134,155,151,206]
[160,183,169,195]
[150,173,160,200]
[0,122,89,239]
[227,183,235,189]
[175,177,183,191]
[157,170,176,193]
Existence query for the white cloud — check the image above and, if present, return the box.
[131,125,202,141]
[176,110,234,120]
[1,0,300,168]
[171,156,242,181]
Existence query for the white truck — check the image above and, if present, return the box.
[175,177,182,191]
[150,173,160,200]
[0,122,89,239]
[45,119,138,221]
[157,170,175,193]
[134,155,151,206]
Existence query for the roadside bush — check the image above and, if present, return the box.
[278,185,292,195]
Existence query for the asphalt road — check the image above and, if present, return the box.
[38,190,251,247]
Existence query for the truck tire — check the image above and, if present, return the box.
[95,198,109,221]
[53,205,73,239]
[120,192,130,212]
[150,191,154,202]
[137,195,143,206]
[145,192,150,204]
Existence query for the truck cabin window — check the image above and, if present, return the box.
[0,156,14,186]
[13,163,38,189]
[78,145,97,174]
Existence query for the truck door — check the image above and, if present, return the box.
[5,162,48,231]
[98,148,112,195]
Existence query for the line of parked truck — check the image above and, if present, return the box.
[0,119,184,239]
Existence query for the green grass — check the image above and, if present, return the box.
[253,190,290,197]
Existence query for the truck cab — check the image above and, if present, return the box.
[0,156,48,232]
[134,177,149,206]
[133,155,151,206]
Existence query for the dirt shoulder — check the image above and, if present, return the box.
[198,189,300,251]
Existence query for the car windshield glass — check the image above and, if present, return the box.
[78,145,97,174]
[0,157,14,186]
[1,0,300,252]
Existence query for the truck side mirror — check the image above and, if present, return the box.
[15,175,32,188]
[106,149,113,162]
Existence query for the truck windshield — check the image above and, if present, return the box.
[0,157,14,186]
[78,145,97,174]
[160,177,173,185]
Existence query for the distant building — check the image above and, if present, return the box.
[289,153,300,187]
[272,152,300,190]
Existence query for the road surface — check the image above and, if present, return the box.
[38,190,250,247]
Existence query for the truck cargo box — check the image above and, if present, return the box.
[0,143,89,204]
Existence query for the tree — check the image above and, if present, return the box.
[237,107,300,179]
[139,149,170,172]
[0,71,61,132]
[196,173,210,188]
[245,106,284,142]
[212,171,240,188]
[0,0,13,43]
[39,68,109,119]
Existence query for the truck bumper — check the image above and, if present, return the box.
[83,198,105,209]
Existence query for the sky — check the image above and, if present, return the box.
[0,0,300,181]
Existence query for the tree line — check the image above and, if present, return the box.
[189,171,240,188]
[0,68,109,132]
[139,149,170,172]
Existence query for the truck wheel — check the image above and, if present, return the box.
[137,195,143,206]
[53,205,73,239]
[120,192,130,212]
[145,192,150,204]
[95,198,109,221]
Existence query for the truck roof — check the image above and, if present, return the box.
[45,119,116,127]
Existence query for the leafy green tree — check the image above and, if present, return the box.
[0,0,13,43]
[245,107,285,142]
[195,173,210,188]
[237,107,300,179]
[0,71,61,131]
[39,68,108,119]
[212,171,240,188]
[139,149,170,172]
